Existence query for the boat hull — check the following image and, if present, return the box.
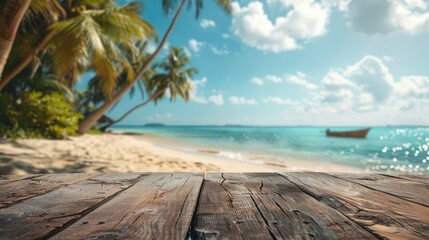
[326,128,371,138]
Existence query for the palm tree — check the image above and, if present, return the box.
[99,46,196,131]
[0,1,155,94]
[0,0,32,81]
[75,41,155,115]
[77,0,232,134]
[0,0,67,89]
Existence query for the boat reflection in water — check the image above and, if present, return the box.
[326,128,371,139]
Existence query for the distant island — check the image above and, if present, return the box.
[144,123,166,127]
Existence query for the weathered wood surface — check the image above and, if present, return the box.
[0,173,142,240]
[0,173,98,209]
[331,173,429,207]
[282,172,429,240]
[192,173,376,240]
[0,172,427,240]
[0,174,42,186]
[51,173,203,240]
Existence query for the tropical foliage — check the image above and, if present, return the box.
[0,92,82,139]
[99,46,197,131]
[0,0,231,139]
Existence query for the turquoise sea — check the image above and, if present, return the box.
[112,126,429,174]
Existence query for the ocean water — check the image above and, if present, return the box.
[112,126,429,174]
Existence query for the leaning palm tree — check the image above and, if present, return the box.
[0,0,32,81]
[99,46,196,131]
[0,0,155,94]
[0,0,66,89]
[77,0,232,134]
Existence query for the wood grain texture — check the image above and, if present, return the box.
[331,173,429,207]
[0,174,42,186]
[192,173,375,240]
[393,174,429,184]
[0,173,143,240]
[282,172,429,240]
[50,173,203,240]
[0,173,98,209]
[0,173,427,240]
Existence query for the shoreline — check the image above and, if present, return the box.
[136,133,365,173]
[0,132,365,175]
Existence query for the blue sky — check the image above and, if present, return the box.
[107,0,429,126]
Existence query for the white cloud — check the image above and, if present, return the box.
[305,55,429,114]
[200,19,216,29]
[229,96,258,105]
[251,77,264,85]
[212,46,229,55]
[146,113,173,120]
[208,94,225,105]
[262,97,298,105]
[347,0,429,35]
[231,0,429,53]
[222,33,230,38]
[189,78,226,106]
[266,75,283,83]
[395,75,429,99]
[231,0,331,52]
[251,71,318,90]
[190,77,208,104]
[286,71,319,90]
[189,39,205,52]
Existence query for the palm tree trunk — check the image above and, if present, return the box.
[100,87,168,132]
[0,0,31,84]
[0,30,54,91]
[77,0,187,134]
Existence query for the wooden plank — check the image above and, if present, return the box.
[0,173,143,240]
[50,173,203,240]
[331,173,429,207]
[0,174,42,186]
[192,173,375,240]
[393,174,429,184]
[283,172,429,240]
[0,173,99,208]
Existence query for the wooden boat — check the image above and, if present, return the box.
[326,128,371,138]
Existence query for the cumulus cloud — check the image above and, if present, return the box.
[208,94,225,105]
[212,46,229,55]
[251,77,264,85]
[306,55,429,114]
[229,96,258,105]
[395,75,429,99]
[286,72,319,90]
[230,0,429,52]
[189,78,226,106]
[200,19,216,29]
[347,0,429,34]
[266,75,283,83]
[262,97,298,105]
[189,39,205,52]
[251,71,318,90]
[189,77,208,104]
[231,0,330,52]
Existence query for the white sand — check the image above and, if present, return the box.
[0,134,362,175]
[0,134,275,175]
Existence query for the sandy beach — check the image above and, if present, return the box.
[0,134,275,175]
[0,133,365,175]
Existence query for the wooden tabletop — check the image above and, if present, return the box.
[0,173,428,240]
